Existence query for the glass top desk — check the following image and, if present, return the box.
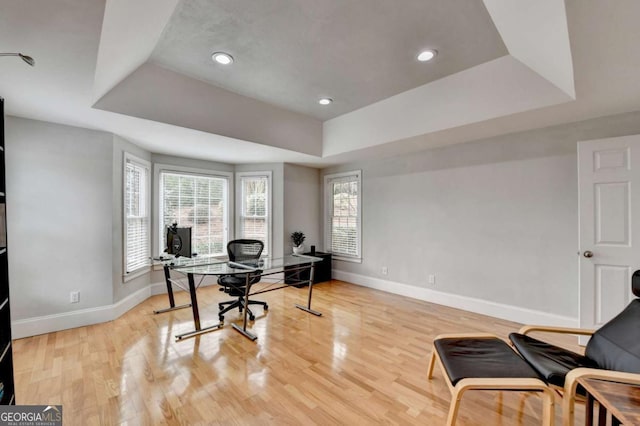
[158,254,324,341]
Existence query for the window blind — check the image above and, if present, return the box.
[124,156,150,273]
[326,172,361,259]
[239,175,269,253]
[160,171,228,256]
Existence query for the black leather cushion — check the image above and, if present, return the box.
[434,338,539,386]
[509,333,598,387]
[633,270,640,297]
[585,299,640,373]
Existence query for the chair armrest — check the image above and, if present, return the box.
[562,368,640,426]
[432,333,511,345]
[517,325,596,336]
[434,332,499,340]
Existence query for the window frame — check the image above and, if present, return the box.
[154,163,233,258]
[324,170,362,263]
[123,152,151,281]
[236,171,272,256]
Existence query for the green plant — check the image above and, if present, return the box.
[291,231,306,247]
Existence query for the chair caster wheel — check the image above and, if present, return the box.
[264,304,269,311]
[219,315,224,322]
[218,304,223,310]
[249,314,255,321]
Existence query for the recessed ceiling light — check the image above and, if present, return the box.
[212,52,234,65]
[318,98,333,105]
[417,49,437,62]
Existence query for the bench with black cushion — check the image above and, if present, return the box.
[428,334,555,426]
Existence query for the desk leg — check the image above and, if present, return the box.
[175,273,222,340]
[295,263,322,316]
[232,272,258,341]
[153,265,191,314]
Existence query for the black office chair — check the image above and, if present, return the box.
[217,239,268,322]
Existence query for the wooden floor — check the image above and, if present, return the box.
[12,280,585,425]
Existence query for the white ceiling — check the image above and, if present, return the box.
[150,0,507,120]
[1,0,640,167]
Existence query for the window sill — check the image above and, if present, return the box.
[332,255,362,264]
[123,266,150,283]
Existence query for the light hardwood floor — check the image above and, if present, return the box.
[12,280,585,425]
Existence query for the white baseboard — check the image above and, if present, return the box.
[12,271,578,340]
[12,286,152,339]
[333,270,578,328]
[11,279,218,339]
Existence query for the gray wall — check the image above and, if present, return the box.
[284,164,321,254]
[5,117,114,319]
[16,107,640,325]
[3,116,323,329]
[322,110,640,318]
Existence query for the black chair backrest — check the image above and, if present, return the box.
[227,239,263,262]
[584,270,640,373]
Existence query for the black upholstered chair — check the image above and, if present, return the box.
[510,269,640,425]
[217,239,268,322]
[429,270,640,426]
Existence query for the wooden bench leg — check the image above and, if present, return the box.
[427,350,437,379]
[446,378,555,426]
[446,385,464,426]
[429,335,554,426]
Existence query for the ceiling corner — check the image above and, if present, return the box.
[93,0,181,103]
[483,0,576,99]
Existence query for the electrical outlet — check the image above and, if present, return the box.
[428,274,436,285]
[70,291,80,303]
[381,266,388,275]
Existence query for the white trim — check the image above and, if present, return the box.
[123,152,151,280]
[332,255,362,264]
[333,270,579,328]
[112,286,152,318]
[150,280,171,296]
[154,163,233,257]
[10,271,578,340]
[123,265,151,283]
[235,171,272,255]
[11,286,151,339]
[324,170,362,261]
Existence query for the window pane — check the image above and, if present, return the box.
[160,171,228,256]
[124,157,150,273]
[239,174,269,254]
[326,173,360,258]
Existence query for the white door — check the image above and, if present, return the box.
[578,135,640,335]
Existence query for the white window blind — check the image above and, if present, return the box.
[124,154,150,274]
[238,173,270,254]
[159,171,229,256]
[325,171,361,261]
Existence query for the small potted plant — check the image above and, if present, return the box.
[291,231,306,255]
